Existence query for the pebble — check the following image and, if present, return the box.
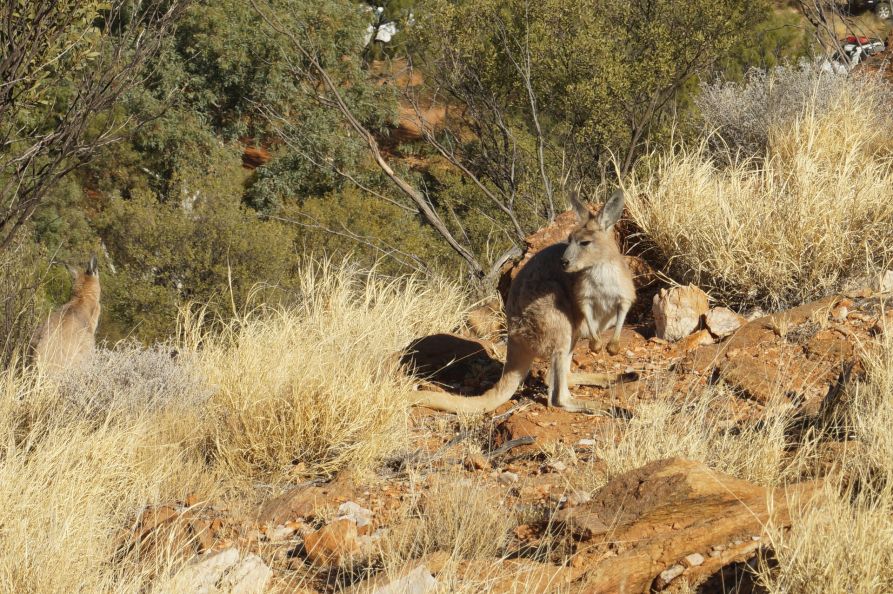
[545,460,567,473]
[683,553,704,567]
[267,524,296,541]
[659,564,685,584]
[498,471,519,485]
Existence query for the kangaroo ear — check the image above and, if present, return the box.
[595,190,625,231]
[86,255,98,276]
[568,191,592,223]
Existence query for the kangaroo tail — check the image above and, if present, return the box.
[409,340,533,414]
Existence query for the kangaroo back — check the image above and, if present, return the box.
[32,256,101,372]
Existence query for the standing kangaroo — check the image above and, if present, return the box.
[31,256,101,372]
[412,190,635,414]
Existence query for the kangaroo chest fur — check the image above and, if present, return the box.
[572,260,630,328]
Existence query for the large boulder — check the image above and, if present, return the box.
[555,458,817,593]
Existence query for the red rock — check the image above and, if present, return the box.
[258,474,356,525]
[674,329,714,353]
[303,519,362,566]
[464,453,492,472]
[555,458,818,593]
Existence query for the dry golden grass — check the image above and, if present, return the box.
[187,259,469,485]
[380,472,514,567]
[0,260,468,592]
[755,334,893,592]
[590,384,799,488]
[626,76,893,310]
[0,363,208,593]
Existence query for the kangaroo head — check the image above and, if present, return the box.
[560,190,624,273]
[85,254,98,277]
[64,255,100,299]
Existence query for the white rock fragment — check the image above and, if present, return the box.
[652,285,709,341]
[373,565,437,594]
[498,471,519,485]
[705,307,746,338]
[336,501,374,532]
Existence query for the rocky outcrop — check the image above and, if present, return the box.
[556,458,818,593]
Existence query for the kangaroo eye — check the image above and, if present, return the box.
[580,240,592,247]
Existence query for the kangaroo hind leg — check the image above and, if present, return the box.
[549,349,608,414]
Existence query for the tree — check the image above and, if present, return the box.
[250,0,490,281]
[0,0,182,252]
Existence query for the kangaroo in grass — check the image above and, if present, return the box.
[412,190,635,414]
[31,256,101,372]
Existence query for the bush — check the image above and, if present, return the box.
[627,72,893,309]
[51,342,212,420]
[697,64,893,159]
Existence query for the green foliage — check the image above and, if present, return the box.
[9,0,821,351]
[411,0,769,172]
[97,186,298,343]
[720,8,814,79]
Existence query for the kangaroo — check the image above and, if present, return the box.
[31,255,101,372]
[412,190,635,414]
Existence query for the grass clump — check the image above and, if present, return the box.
[0,363,208,594]
[756,334,893,592]
[626,69,893,310]
[187,259,469,484]
[590,383,796,488]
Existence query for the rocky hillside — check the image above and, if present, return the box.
[124,214,893,594]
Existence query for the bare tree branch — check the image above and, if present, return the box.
[0,0,184,251]
[249,0,486,279]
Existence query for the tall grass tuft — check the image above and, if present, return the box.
[757,333,893,592]
[186,259,469,484]
[626,70,893,309]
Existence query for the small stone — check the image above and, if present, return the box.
[705,307,746,339]
[545,460,567,473]
[652,285,709,342]
[683,552,705,567]
[303,519,362,566]
[675,329,714,352]
[657,564,685,587]
[576,438,596,447]
[709,549,722,558]
[498,471,519,485]
[751,535,761,541]
[876,270,893,293]
[564,491,591,508]
[166,548,271,594]
[464,453,492,472]
[335,501,373,535]
[268,524,296,541]
[372,565,437,594]
[831,305,849,322]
